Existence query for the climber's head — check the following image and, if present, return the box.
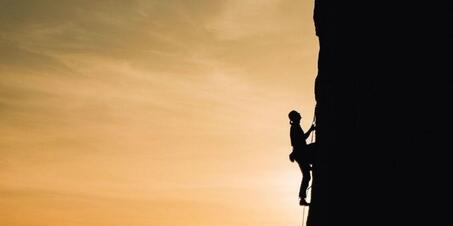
[288,110,301,125]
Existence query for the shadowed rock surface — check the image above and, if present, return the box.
[305,1,449,226]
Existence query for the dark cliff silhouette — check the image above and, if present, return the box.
[304,1,450,226]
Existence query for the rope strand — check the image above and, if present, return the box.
[302,206,306,226]
[302,108,316,226]
[310,112,316,143]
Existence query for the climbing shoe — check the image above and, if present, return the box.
[299,198,310,206]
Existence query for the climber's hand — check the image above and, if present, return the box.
[310,124,316,131]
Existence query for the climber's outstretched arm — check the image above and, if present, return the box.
[303,125,316,140]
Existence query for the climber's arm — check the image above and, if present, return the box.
[303,124,316,140]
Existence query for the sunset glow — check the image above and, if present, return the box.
[0,1,317,225]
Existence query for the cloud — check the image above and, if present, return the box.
[205,0,314,40]
[0,1,220,56]
[0,41,72,74]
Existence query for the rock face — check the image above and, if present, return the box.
[306,1,448,226]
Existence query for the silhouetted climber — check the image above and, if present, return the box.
[288,110,316,206]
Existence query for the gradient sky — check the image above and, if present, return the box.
[0,1,318,225]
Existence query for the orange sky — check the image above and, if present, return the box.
[0,1,318,225]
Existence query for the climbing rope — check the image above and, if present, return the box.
[303,112,316,226]
[301,179,313,226]
[302,205,307,226]
[310,113,316,143]
[301,109,317,226]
